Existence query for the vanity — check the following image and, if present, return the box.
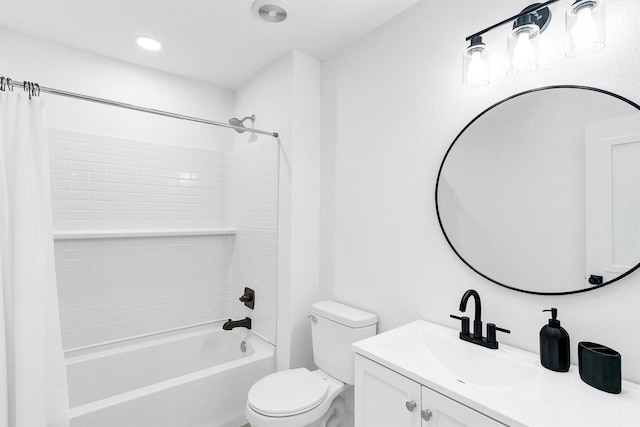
[352,320,640,427]
[351,85,640,426]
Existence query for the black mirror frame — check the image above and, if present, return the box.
[435,85,640,295]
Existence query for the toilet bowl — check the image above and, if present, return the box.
[245,301,378,427]
[245,368,346,427]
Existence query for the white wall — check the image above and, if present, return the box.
[234,51,321,370]
[321,0,640,384]
[0,28,234,151]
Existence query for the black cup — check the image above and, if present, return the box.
[578,341,621,394]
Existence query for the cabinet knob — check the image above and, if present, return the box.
[421,409,433,421]
[405,400,417,412]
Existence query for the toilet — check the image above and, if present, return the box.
[246,300,377,427]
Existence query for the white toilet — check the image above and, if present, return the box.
[246,300,377,427]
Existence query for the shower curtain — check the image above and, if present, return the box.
[0,91,69,426]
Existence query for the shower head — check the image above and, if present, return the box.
[228,114,256,133]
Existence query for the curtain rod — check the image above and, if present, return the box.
[1,77,279,138]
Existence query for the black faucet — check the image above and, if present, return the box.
[460,289,482,339]
[450,289,510,349]
[223,317,252,330]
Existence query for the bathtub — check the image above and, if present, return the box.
[66,324,275,427]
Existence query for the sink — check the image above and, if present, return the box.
[417,329,539,388]
[355,320,540,389]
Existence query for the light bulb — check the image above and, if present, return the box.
[565,0,605,57]
[513,32,534,68]
[467,51,487,85]
[571,7,597,43]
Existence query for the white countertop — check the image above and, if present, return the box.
[353,320,640,427]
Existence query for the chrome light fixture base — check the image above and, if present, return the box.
[516,3,552,34]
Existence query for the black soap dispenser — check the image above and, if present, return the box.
[540,308,570,372]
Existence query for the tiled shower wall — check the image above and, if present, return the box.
[50,129,278,349]
[226,142,279,343]
[56,236,234,349]
[49,129,226,230]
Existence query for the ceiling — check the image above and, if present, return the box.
[0,0,420,89]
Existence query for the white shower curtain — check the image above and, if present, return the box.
[0,91,69,426]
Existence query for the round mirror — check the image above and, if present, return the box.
[436,86,640,295]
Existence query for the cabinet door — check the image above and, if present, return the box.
[421,386,505,427]
[355,355,422,427]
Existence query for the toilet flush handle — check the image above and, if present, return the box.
[307,314,317,323]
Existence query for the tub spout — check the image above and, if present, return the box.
[223,317,252,330]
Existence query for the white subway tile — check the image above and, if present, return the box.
[53,149,91,162]
[51,159,74,170]
[89,172,123,183]
[106,183,139,193]
[106,164,137,175]
[90,153,124,165]
[137,166,183,179]
[52,180,72,190]
[73,141,108,154]
[72,181,107,192]
[53,190,89,201]
[73,161,107,173]
[52,170,91,181]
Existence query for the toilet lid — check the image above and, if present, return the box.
[248,368,329,417]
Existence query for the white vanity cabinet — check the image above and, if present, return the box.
[355,355,505,427]
[353,320,640,427]
[355,354,421,426]
[420,382,504,427]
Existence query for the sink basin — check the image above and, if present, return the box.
[417,329,538,388]
[355,320,539,389]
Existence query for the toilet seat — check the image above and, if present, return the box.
[248,368,329,417]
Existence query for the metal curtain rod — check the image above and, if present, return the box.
[2,77,279,138]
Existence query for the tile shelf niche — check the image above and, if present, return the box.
[52,228,237,240]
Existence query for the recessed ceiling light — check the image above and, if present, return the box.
[135,36,162,51]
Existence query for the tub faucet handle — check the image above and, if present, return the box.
[239,287,255,309]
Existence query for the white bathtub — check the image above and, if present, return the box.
[66,324,275,427]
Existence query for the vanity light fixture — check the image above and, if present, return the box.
[463,36,490,88]
[507,13,541,75]
[566,0,605,57]
[463,0,606,87]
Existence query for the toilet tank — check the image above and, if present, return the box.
[310,300,377,385]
